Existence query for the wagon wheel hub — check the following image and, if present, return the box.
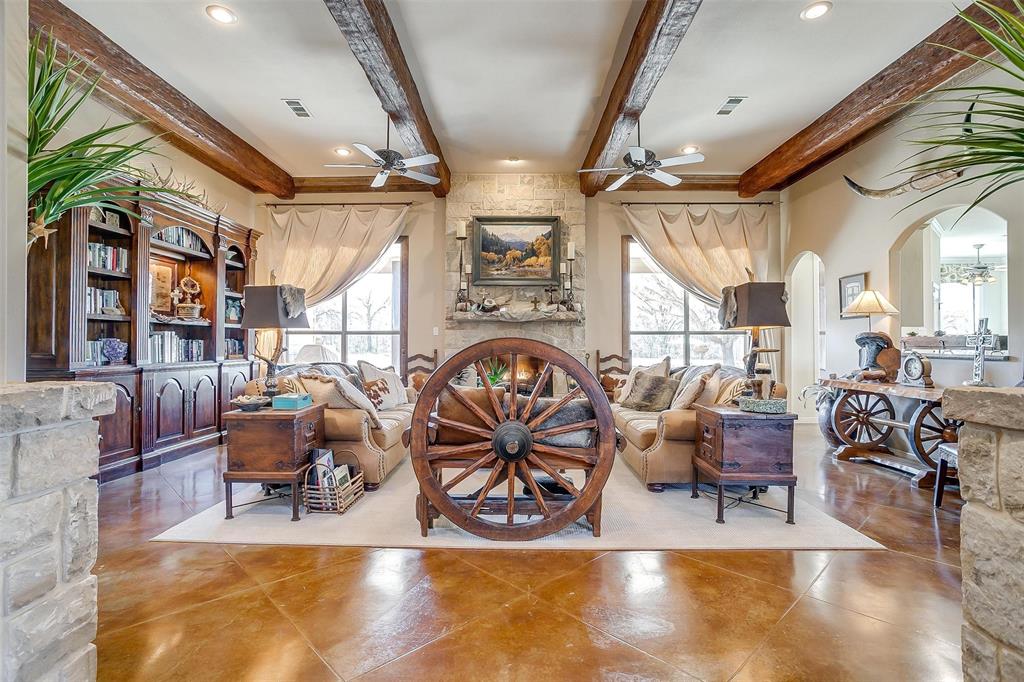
[492,420,533,462]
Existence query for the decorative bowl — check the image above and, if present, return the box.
[231,395,271,412]
[99,337,129,364]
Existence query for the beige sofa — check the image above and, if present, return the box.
[245,363,414,491]
[612,365,787,492]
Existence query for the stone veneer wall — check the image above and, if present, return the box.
[943,387,1024,681]
[0,382,114,681]
[444,173,586,361]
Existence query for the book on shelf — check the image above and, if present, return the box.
[225,338,245,357]
[85,287,123,315]
[149,330,205,363]
[153,226,205,252]
[87,243,129,273]
[85,340,103,366]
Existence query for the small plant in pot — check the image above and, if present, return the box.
[799,383,842,447]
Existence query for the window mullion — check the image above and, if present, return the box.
[683,292,691,366]
[341,292,348,364]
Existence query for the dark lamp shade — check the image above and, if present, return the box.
[240,285,310,329]
[731,282,791,329]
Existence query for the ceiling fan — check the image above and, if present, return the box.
[960,243,1005,286]
[324,118,440,188]
[578,120,705,191]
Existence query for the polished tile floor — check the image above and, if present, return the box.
[95,425,964,681]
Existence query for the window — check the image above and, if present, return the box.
[283,241,406,370]
[625,239,748,368]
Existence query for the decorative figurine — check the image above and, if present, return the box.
[175,275,204,319]
[964,318,995,387]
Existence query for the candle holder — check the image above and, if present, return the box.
[560,256,577,312]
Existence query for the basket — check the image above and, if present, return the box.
[303,462,364,514]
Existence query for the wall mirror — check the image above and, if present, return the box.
[896,206,1008,357]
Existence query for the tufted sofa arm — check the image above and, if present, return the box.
[323,408,373,442]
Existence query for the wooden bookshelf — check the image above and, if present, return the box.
[27,182,260,482]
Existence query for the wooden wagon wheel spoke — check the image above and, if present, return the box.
[426,441,492,460]
[470,464,506,517]
[520,362,553,423]
[526,386,584,429]
[474,360,507,423]
[518,460,550,518]
[428,414,494,440]
[508,353,518,420]
[531,419,598,441]
[442,451,497,492]
[443,384,497,430]
[506,462,516,524]
[920,432,944,442]
[526,454,581,497]
[531,442,598,465]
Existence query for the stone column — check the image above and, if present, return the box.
[0,382,114,681]
[944,387,1024,681]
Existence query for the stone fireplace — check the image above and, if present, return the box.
[444,173,586,363]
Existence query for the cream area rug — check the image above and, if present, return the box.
[155,458,881,551]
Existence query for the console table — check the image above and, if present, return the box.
[822,378,962,488]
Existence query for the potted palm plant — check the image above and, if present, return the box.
[27,32,185,248]
[899,0,1024,210]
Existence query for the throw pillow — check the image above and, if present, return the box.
[362,378,392,409]
[357,361,407,410]
[436,386,507,444]
[621,372,679,412]
[693,367,723,407]
[671,363,720,410]
[409,370,430,392]
[617,356,670,404]
[298,373,382,428]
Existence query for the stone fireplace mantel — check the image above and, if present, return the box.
[449,309,582,324]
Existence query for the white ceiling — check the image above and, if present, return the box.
[62,0,962,179]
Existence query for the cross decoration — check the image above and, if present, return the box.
[965,317,995,387]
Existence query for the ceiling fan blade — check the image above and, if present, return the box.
[353,143,385,164]
[627,147,647,165]
[577,167,627,173]
[657,152,705,168]
[400,169,440,185]
[604,173,635,192]
[370,170,390,188]
[323,163,378,168]
[648,169,682,187]
[400,153,439,168]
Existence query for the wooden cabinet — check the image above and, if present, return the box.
[189,366,220,439]
[151,369,190,450]
[145,364,224,463]
[220,361,254,419]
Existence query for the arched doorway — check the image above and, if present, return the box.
[787,251,826,421]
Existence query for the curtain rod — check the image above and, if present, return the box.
[617,201,776,206]
[260,201,415,207]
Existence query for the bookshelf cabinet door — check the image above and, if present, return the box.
[189,367,220,439]
[94,373,141,470]
[152,370,189,448]
[220,362,252,417]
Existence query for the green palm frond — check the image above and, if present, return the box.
[27,31,186,245]
[899,0,1024,214]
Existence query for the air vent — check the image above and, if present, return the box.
[716,96,748,116]
[282,99,311,118]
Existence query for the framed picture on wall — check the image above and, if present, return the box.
[150,260,178,313]
[471,216,560,286]
[839,272,867,319]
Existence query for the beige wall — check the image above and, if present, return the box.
[252,193,447,360]
[783,70,1024,388]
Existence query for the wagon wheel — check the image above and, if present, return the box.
[908,402,962,469]
[410,339,615,541]
[830,390,895,448]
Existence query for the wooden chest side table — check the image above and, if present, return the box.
[222,404,325,521]
[692,404,798,524]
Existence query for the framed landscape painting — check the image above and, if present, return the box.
[472,216,560,286]
[839,272,867,319]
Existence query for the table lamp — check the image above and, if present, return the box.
[723,281,792,378]
[842,290,898,332]
[241,285,310,397]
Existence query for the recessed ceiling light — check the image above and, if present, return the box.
[800,1,832,20]
[333,147,351,157]
[205,5,238,24]
[506,157,521,163]
[681,145,700,155]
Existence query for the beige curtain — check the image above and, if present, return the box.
[623,204,779,373]
[622,204,771,305]
[265,204,409,306]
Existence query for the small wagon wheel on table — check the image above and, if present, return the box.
[830,390,896,448]
[410,338,616,541]
[908,402,962,469]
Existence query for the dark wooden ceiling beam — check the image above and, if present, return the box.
[293,176,433,193]
[578,0,702,197]
[608,174,740,192]
[30,0,295,199]
[736,0,1016,198]
[323,0,451,198]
